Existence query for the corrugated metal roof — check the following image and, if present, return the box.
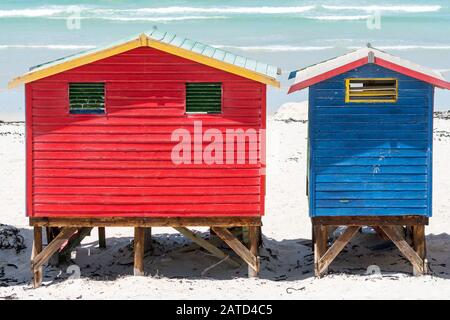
[30,29,281,79]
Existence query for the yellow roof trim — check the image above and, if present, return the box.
[8,34,280,89]
[8,37,142,89]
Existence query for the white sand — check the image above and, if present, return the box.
[1,104,450,300]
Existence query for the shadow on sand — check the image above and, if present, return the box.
[1,228,450,289]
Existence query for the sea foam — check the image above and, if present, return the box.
[322,5,442,13]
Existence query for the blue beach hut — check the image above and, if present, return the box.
[288,46,450,276]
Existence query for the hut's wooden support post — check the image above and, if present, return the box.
[212,227,259,277]
[313,224,328,277]
[31,226,43,288]
[248,226,261,278]
[380,226,426,275]
[98,227,106,249]
[174,227,240,267]
[134,227,145,276]
[412,225,427,275]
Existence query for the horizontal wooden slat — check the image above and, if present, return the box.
[314,123,427,132]
[34,186,261,196]
[34,177,260,187]
[33,160,260,169]
[314,208,427,216]
[34,203,260,213]
[32,90,67,99]
[315,114,426,123]
[316,165,427,174]
[33,125,260,134]
[34,168,260,178]
[33,108,185,117]
[34,133,218,143]
[48,73,247,82]
[314,149,427,157]
[106,81,258,91]
[314,132,427,140]
[316,183,427,191]
[317,199,427,208]
[33,143,259,153]
[33,151,259,161]
[316,174,427,183]
[32,116,259,126]
[314,140,428,149]
[34,194,260,205]
[315,107,427,115]
[315,157,427,166]
[314,98,428,107]
[71,64,222,74]
[315,191,427,200]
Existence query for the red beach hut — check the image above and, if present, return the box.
[9,30,280,287]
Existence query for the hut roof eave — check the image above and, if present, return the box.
[288,46,450,93]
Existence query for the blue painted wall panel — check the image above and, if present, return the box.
[308,64,433,217]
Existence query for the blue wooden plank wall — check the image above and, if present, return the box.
[308,64,433,217]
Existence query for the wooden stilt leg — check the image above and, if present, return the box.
[412,225,427,275]
[144,227,152,253]
[134,227,145,276]
[313,225,328,277]
[31,226,43,288]
[98,227,106,249]
[248,226,261,278]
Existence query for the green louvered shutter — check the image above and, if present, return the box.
[186,83,222,114]
[69,83,105,114]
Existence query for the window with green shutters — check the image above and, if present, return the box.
[185,82,222,114]
[69,83,105,114]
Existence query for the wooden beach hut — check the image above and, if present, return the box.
[9,30,280,287]
[288,45,450,276]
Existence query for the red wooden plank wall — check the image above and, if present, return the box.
[27,47,265,217]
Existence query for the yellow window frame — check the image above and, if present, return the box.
[345,78,398,103]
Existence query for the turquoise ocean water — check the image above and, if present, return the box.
[1,0,450,120]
